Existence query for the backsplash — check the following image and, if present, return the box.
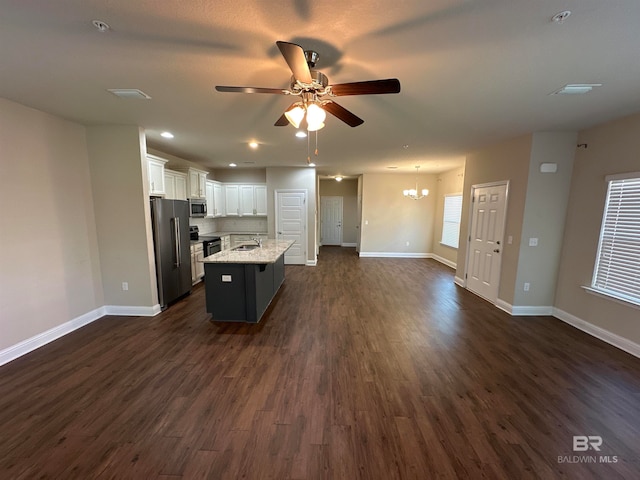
[189,216,267,235]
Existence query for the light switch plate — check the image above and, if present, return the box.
[529,238,538,247]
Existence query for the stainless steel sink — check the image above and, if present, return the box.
[233,244,260,251]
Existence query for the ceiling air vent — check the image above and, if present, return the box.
[107,88,152,99]
[550,84,602,95]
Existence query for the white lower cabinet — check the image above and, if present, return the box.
[190,243,204,284]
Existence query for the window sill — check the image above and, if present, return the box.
[439,242,458,250]
[581,286,640,310]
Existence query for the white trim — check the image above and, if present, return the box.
[341,242,357,247]
[605,170,640,182]
[104,305,161,316]
[454,276,466,287]
[582,286,640,310]
[0,307,105,366]
[359,252,430,258]
[306,259,317,266]
[494,299,553,316]
[553,308,640,359]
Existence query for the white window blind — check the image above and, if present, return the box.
[441,194,463,248]
[592,174,640,306]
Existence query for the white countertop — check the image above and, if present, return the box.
[203,239,294,264]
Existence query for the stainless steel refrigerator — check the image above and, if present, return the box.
[150,198,192,309]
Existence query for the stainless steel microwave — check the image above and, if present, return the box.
[188,198,207,217]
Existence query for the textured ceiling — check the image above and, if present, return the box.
[1,0,639,177]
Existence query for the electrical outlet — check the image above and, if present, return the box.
[523,282,530,292]
[529,238,538,247]
[122,282,128,291]
[508,235,513,245]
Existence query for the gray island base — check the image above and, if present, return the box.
[203,240,294,323]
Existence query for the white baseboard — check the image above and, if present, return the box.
[104,305,161,316]
[359,252,430,258]
[430,254,456,270]
[494,299,553,316]
[306,259,317,266]
[553,308,640,359]
[341,243,357,247]
[0,303,162,366]
[0,306,105,367]
[454,276,466,287]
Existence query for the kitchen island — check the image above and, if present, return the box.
[202,239,294,323]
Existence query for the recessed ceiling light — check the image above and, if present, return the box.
[335,176,343,182]
[551,84,602,95]
[308,162,316,167]
[160,131,174,139]
[107,88,151,99]
[551,11,571,24]
[92,20,111,33]
[249,141,259,149]
[229,163,237,167]
[296,131,307,138]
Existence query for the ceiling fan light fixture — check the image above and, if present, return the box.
[284,105,305,129]
[306,103,326,131]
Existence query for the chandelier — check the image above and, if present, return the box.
[403,166,429,200]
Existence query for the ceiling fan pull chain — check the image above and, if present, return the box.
[315,130,319,156]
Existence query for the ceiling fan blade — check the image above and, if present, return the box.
[274,113,289,126]
[215,85,287,94]
[323,101,364,127]
[330,78,401,96]
[276,41,312,84]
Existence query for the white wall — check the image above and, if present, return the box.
[431,166,465,266]
[86,126,158,309]
[0,98,103,351]
[555,113,640,346]
[360,173,437,255]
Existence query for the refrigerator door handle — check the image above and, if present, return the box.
[174,217,181,267]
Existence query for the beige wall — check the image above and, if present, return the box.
[555,113,640,345]
[319,179,359,245]
[0,98,103,350]
[86,126,158,308]
[513,132,577,307]
[360,173,437,254]
[431,166,465,266]
[266,167,317,264]
[457,135,532,304]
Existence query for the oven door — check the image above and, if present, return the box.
[203,239,221,257]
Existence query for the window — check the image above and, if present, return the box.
[441,194,463,248]
[591,172,640,306]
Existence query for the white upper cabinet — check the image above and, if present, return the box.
[254,185,267,216]
[213,182,224,217]
[224,184,240,216]
[164,169,187,200]
[187,168,208,199]
[147,155,167,196]
[205,180,215,217]
[227,184,267,217]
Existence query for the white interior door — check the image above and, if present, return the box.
[466,183,508,303]
[276,190,307,265]
[320,196,343,246]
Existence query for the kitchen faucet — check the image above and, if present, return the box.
[252,235,263,247]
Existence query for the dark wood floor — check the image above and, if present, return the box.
[1,247,639,479]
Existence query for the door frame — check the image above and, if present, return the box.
[274,189,308,265]
[463,180,510,304]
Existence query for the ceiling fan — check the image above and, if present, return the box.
[215,41,401,130]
